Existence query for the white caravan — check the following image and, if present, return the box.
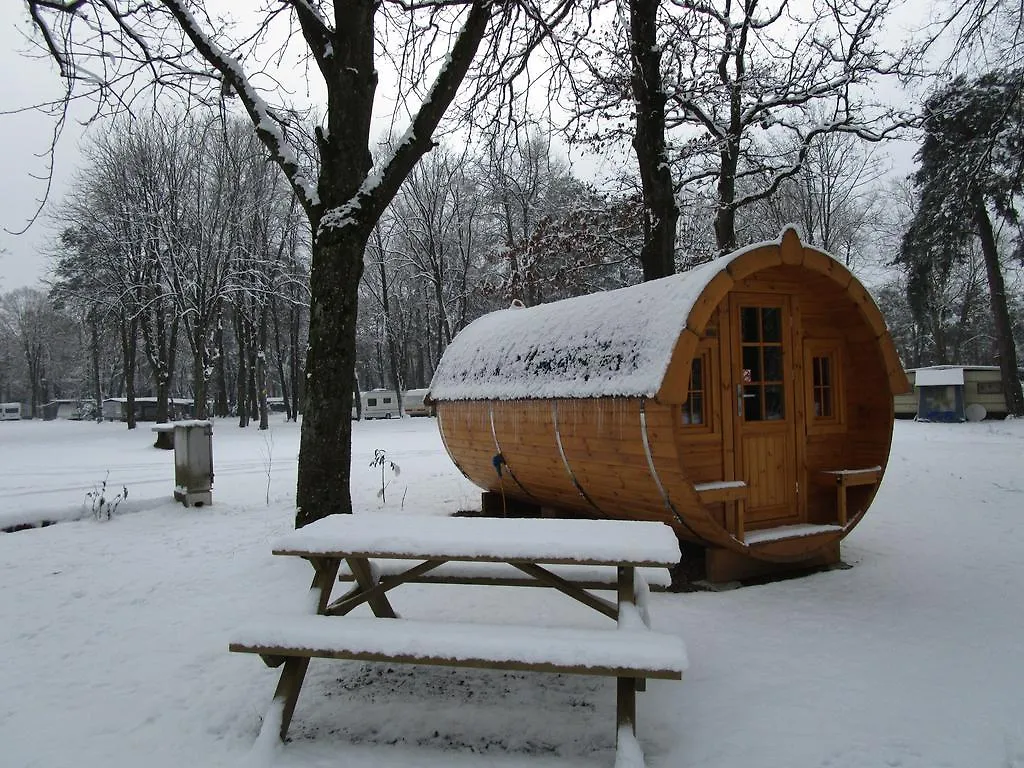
[1,402,22,421]
[360,389,401,419]
[403,388,433,417]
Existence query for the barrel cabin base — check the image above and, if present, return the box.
[480,491,546,518]
[480,492,844,586]
[703,541,842,584]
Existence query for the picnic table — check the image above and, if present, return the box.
[230,513,688,764]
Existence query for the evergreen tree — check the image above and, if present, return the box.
[899,70,1024,416]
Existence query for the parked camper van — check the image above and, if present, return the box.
[1,402,22,421]
[360,389,401,419]
[896,365,1021,421]
[403,388,433,417]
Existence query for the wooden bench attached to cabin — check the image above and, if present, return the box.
[812,467,881,526]
[695,480,749,543]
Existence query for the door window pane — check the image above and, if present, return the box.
[742,346,762,382]
[761,307,782,342]
[738,304,785,422]
[743,385,762,420]
[765,384,785,420]
[741,307,760,342]
[764,346,783,382]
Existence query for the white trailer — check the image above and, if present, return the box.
[403,388,433,417]
[1,402,22,421]
[360,389,401,419]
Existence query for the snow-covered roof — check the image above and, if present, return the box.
[429,245,756,402]
[915,367,965,386]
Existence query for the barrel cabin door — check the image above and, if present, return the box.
[729,295,800,528]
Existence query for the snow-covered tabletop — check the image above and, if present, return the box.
[273,513,681,567]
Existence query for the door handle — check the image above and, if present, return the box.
[737,384,756,417]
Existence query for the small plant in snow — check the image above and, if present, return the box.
[259,431,274,506]
[369,449,401,503]
[84,473,128,521]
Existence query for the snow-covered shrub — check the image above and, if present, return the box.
[84,473,128,521]
[369,449,401,504]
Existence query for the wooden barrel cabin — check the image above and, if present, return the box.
[428,229,910,581]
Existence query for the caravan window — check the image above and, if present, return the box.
[367,398,377,407]
[384,397,392,404]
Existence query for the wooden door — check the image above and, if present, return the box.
[730,295,799,527]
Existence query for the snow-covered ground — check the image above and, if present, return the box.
[1,416,1022,768]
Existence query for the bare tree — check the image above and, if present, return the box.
[741,131,888,267]
[0,287,68,417]
[571,0,918,255]
[24,0,574,526]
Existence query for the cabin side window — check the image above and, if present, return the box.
[805,341,843,432]
[812,354,834,418]
[682,349,713,431]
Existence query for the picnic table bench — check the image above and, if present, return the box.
[230,513,687,764]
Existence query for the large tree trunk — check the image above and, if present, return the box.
[258,302,270,430]
[715,142,740,254]
[378,252,405,414]
[296,227,368,526]
[629,0,677,280]
[214,309,230,418]
[289,302,302,420]
[120,312,138,430]
[90,310,103,422]
[292,0,491,528]
[270,297,294,421]
[235,308,249,428]
[973,193,1024,416]
[190,320,210,420]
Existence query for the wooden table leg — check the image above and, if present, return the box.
[267,557,342,741]
[616,675,637,737]
[616,565,646,694]
[347,556,398,618]
[273,656,311,740]
[311,557,342,612]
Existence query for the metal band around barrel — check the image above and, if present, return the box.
[639,399,702,538]
[552,400,606,516]
[488,401,535,499]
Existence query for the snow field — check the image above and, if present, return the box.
[0,416,1022,768]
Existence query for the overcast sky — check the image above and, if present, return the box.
[0,6,90,292]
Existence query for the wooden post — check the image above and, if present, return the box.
[836,475,848,527]
[616,565,643,720]
[273,556,341,740]
[616,675,637,739]
[735,497,745,543]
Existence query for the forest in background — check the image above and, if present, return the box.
[2,0,1023,429]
